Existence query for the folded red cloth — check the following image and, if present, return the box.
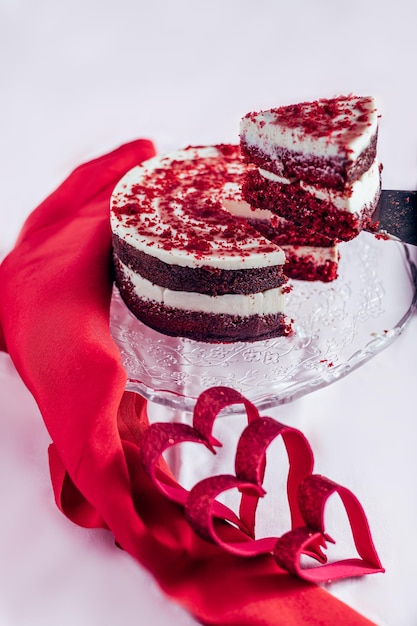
[0,140,377,625]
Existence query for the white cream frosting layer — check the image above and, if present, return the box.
[258,169,295,185]
[280,245,338,264]
[258,159,380,214]
[220,182,271,219]
[240,96,378,162]
[111,146,285,270]
[118,259,286,316]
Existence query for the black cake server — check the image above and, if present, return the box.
[371,189,417,245]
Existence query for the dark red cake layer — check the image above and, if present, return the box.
[113,234,286,297]
[246,218,337,247]
[281,249,339,282]
[243,169,380,241]
[114,263,292,343]
[240,132,377,191]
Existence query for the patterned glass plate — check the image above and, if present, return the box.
[110,232,417,414]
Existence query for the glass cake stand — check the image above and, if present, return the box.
[110,232,417,414]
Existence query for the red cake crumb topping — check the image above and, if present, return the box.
[112,145,281,261]
[243,95,376,150]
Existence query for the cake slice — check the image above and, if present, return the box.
[240,95,381,241]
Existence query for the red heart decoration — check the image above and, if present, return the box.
[139,407,247,534]
[274,475,385,582]
[140,386,384,582]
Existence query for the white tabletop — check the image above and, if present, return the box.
[1,1,417,624]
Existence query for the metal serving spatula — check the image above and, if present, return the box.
[371,189,417,245]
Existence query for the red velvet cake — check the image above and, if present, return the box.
[111,145,292,343]
[240,95,381,241]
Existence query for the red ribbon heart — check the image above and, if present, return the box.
[274,475,384,582]
[140,386,384,582]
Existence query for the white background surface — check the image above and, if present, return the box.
[1,1,417,624]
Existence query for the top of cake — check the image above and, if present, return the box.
[111,144,285,270]
[240,95,378,162]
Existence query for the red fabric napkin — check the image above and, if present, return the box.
[0,140,378,626]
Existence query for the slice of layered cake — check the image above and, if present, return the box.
[240,95,381,241]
